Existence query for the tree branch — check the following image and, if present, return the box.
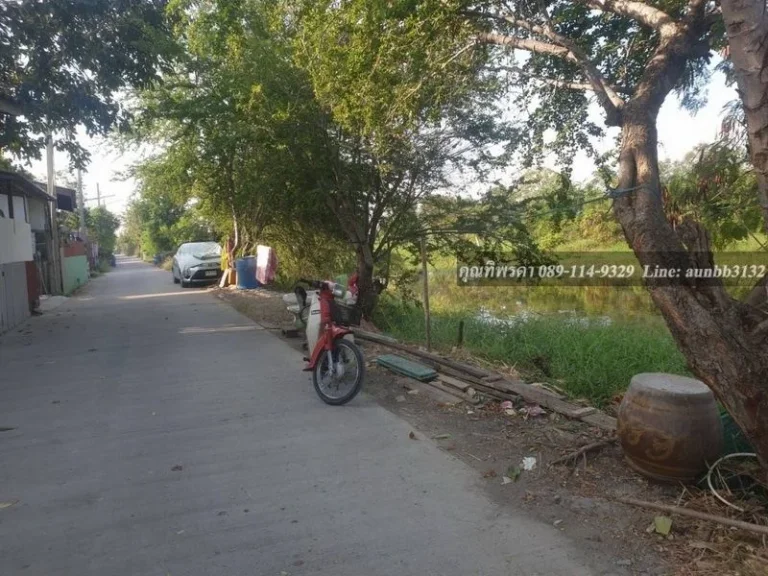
[475,32,576,61]
[507,14,625,118]
[581,0,679,34]
[476,25,624,125]
[490,66,620,92]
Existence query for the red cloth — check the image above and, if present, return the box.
[347,273,359,297]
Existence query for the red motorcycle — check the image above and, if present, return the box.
[299,279,365,405]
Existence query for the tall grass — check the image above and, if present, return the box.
[374,295,689,407]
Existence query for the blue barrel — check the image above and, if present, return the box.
[235,257,259,289]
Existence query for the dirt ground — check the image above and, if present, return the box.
[213,285,768,576]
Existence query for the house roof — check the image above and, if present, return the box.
[33,181,77,211]
[0,170,55,202]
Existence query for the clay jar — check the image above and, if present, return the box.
[617,373,723,483]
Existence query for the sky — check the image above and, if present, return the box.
[23,65,737,221]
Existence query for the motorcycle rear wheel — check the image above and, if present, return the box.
[312,339,364,405]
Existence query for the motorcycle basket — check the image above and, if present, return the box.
[330,301,362,326]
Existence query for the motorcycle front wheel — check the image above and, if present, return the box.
[312,338,364,405]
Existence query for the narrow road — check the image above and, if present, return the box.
[0,257,616,576]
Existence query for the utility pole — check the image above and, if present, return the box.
[46,133,62,295]
[76,169,87,241]
[84,184,115,208]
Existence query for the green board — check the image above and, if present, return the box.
[376,354,437,382]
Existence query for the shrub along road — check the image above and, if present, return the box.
[0,257,625,575]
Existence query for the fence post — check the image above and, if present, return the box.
[420,236,431,351]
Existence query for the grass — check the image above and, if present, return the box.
[374,295,689,407]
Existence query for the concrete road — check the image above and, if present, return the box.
[0,257,620,576]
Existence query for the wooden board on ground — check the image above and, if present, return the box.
[404,381,464,406]
[581,411,618,431]
[426,379,478,404]
[497,380,599,419]
[355,329,492,378]
[358,329,617,432]
[529,383,566,400]
[376,354,437,382]
[437,374,472,392]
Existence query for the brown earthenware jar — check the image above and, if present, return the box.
[617,373,723,483]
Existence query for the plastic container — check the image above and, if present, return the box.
[235,257,259,289]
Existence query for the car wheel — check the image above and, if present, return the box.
[172,266,180,284]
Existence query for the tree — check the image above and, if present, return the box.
[86,206,121,256]
[719,0,768,237]
[0,0,174,166]
[294,0,515,315]
[318,1,768,467]
[129,0,339,257]
[118,200,144,256]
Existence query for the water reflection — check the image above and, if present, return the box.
[431,278,657,322]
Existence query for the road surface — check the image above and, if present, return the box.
[0,257,621,575]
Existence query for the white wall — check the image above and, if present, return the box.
[28,198,47,231]
[0,218,33,264]
[12,195,26,222]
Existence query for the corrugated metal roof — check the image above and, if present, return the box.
[0,170,56,202]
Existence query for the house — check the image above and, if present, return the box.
[32,180,91,295]
[0,169,91,333]
[0,170,56,333]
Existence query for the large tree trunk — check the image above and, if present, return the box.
[720,0,768,235]
[356,243,377,319]
[614,101,768,469]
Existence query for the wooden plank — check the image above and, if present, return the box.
[437,374,472,392]
[493,379,565,405]
[407,381,464,406]
[433,366,512,401]
[491,378,603,420]
[426,379,479,404]
[581,412,618,431]
[376,354,437,382]
[357,328,617,431]
[529,383,566,400]
[354,329,492,378]
[570,407,597,418]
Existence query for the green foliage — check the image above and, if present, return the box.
[129,0,340,255]
[464,1,724,170]
[662,144,765,249]
[294,0,517,295]
[295,0,491,146]
[0,0,175,167]
[86,206,121,256]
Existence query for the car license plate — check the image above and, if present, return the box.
[205,270,217,277]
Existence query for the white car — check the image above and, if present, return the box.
[171,241,223,287]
